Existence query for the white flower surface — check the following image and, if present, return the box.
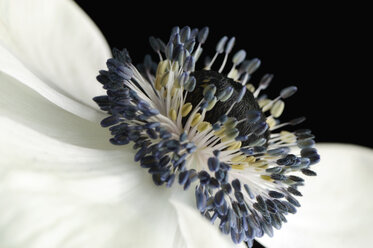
[0,0,372,248]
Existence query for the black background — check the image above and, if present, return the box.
[74,1,370,246]
[75,1,371,149]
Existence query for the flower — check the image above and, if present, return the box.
[0,1,372,248]
[94,26,320,246]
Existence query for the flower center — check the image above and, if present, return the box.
[186,70,269,146]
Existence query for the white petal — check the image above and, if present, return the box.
[171,199,247,248]
[0,72,110,148]
[258,143,373,248]
[0,0,111,119]
[0,117,240,248]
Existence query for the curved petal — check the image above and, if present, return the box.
[258,143,373,248]
[0,117,237,248]
[0,0,111,119]
[0,72,110,149]
[171,200,246,248]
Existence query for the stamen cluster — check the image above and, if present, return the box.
[94,26,320,247]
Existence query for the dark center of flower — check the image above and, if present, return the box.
[185,70,269,146]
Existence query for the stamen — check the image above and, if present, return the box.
[93,26,320,247]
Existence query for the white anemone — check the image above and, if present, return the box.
[0,0,372,248]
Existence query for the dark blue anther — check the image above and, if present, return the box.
[152,174,164,186]
[140,156,158,168]
[268,190,285,199]
[195,186,207,212]
[174,153,187,167]
[146,108,160,116]
[253,122,268,136]
[253,146,266,153]
[234,191,245,203]
[166,174,176,188]
[301,168,317,176]
[109,136,129,145]
[106,58,133,80]
[235,135,249,141]
[256,195,267,210]
[222,183,232,194]
[178,170,190,185]
[289,116,306,126]
[179,132,187,142]
[240,148,254,155]
[198,170,210,185]
[209,178,220,189]
[100,115,119,127]
[214,190,225,207]
[232,179,241,192]
[215,170,226,182]
[267,147,290,156]
[146,129,158,139]
[244,184,254,199]
[208,157,220,172]
[213,150,220,157]
[149,36,160,52]
[236,86,246,103]
[187,145,197,153]
[145,122,160,129]
[137,100,150,112]
[212,123,221,131]
[286,195,301,207]
[246,110,261,123]
[297,139,315,149]
[288,175,304,182]
[198,27,209,44]
[219,162,231,171]
[218,114,228,124]
[159,156,170,167]
[183,178,192,190]
[200,101,209,110]
[165,140,180,151]
[160,130,172,139]
[271,174,287,181]
[135,147,148,162]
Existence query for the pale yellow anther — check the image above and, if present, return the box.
[155,76,163,91]
[191,113,202,127]
[171,61,179,72]
[231,155,247,163]
[214,126,225,137]
[169,109,177,121]
[266,116,276,129]
[227,141,242,150]
[171,87,177,97]
[258,98,271,109]
[260,175,273,182]
[197,121,211,132]
[252,160,268,168]
[156,60,168,76]
[271,100,285,118]
[232,164,246,170]
[182,103,193,117]
[206,97,217,111]
[246,83,255,93]
[229,69,239,80]
[174,77,181,88]
[161,71,174,87]
[245,156,256,163]
[221,136,233,143]
[262,101,273,112]
[280,130,296,143]
[202,79,211,83]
